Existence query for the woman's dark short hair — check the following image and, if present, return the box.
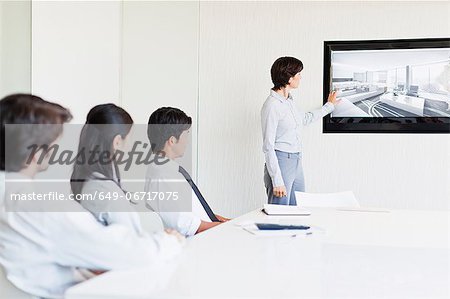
[147,107,192,152]
[271,56,304,90]
[0,93,72,171]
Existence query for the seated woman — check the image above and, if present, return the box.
[71,104,141,232]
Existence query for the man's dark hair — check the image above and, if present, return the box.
[271,56,304,90]
[147,107,192,152]
[0,94,72,171]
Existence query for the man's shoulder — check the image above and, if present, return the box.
[145,160,184,185]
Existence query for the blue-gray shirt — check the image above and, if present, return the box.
[261,90,334,187]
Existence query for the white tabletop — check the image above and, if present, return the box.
[66,208,450,299]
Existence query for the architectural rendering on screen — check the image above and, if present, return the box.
[330,48,450,118]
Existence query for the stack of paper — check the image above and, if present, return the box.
[263,204,311,216]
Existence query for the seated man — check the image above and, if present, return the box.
[145,107,229,237]
[0,94,184,299]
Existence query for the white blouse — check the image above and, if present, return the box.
[80,173,142,234]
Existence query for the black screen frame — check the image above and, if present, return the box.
[323,37,450,134]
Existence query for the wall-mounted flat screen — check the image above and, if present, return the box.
[323,38,450,133]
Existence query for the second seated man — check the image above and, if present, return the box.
[145,107,230,237]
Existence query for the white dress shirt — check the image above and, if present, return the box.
[261,90,334,187]
[0,171,182,299]
[145,159,209,237]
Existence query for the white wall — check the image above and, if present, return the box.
[31,1,122,123]
[0,0,31,97]
[29,1,450,218]
[121,1,198,123]
[121,0,199,177]
[197,1,450,217]
[31,1,199,162]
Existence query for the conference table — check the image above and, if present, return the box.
[65,208,450,299]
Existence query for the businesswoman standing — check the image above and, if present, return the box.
[261,56,339,205]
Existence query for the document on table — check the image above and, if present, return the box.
[236,221,313,237]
